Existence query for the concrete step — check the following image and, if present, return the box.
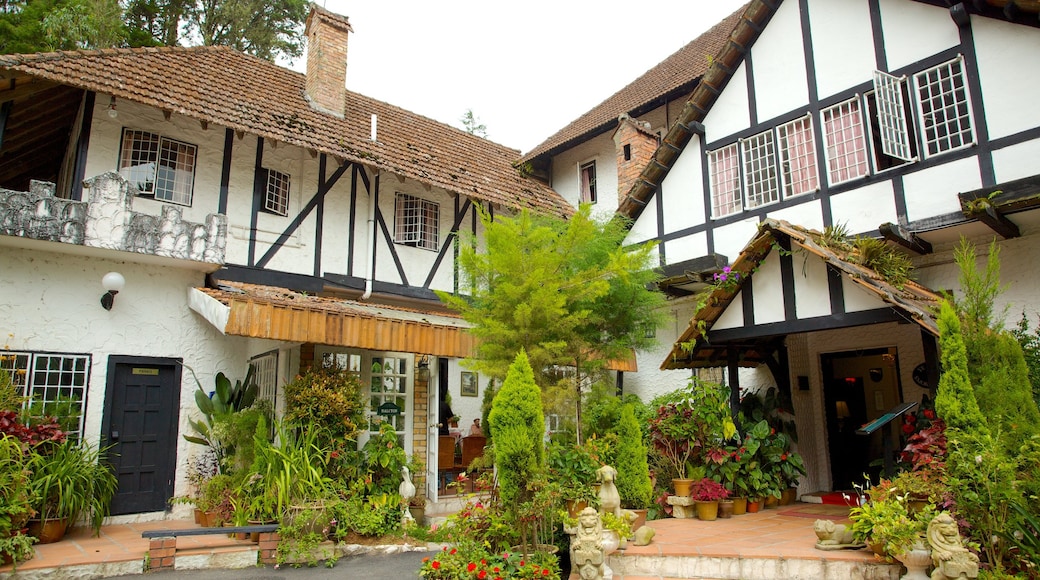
[607,552,902,580]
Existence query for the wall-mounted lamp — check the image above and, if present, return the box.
[100,272,125,310]
[835,400,850,419]
[416,354,430,382]
[107,96,118,119]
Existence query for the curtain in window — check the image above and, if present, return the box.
[710,145,741,217]
[779,117,818,197]
[823,100,868,185]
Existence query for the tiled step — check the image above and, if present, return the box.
[607,552,902,580]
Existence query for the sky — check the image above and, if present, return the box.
[301,1,749,154]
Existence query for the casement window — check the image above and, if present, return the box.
[579,161,597,204]
[777,116,820,198]
[741,130,780,209]
[0,351,90,440]
[708,144,742,218]
[249,350,279,407]
[870,71,916,164]
[394,193,439,251]
[118,129,197,206]
[912,56,974,158]
[821,99,870,186]
[262,169,291,216]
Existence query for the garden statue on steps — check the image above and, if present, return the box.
[813,519,864,550]
[596,465,622,518]
[399,466,416,524]
[927,513,979,579]
[566,507,607,580]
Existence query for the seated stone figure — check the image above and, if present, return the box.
[928,513,979,579]
[813,519,864,550]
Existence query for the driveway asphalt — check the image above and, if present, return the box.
[108,551,428,580]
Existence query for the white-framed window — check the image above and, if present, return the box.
[263,169,291,216]
[579,161,597,204]
[118,129,197,206]
[394,193,439,251]
[708,143,742,217]
[741,130,780,209]
[871,71,916,162]
[912,56,974,158]
[0,351,90,440]
[545,414,561,434]
[249,350,279,407]
[776,116,819,198]
[821,98,869,186]
[318,349,413,449]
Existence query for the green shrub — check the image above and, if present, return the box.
[614,403,652,509]
[488,350,545,506]
[283,367,366,443]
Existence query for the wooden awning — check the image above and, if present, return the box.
[189,281,637,371]
[190,282,476,358]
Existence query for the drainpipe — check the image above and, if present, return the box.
[361,169,379,300]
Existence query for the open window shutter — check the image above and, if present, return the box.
[395,194,421,243]
[871,71,915,162]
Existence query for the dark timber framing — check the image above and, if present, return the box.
[71,91,95,201]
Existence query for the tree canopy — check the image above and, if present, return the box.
[438,205,666,442]
[1,0,307,61]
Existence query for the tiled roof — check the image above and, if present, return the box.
[520,4,748,162]
[0,46,571,216]
[662,219,943,369]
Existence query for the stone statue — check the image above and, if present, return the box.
[927,513,979,579]
[596,465,622,518]
[565,507,606,580]
[399,466,416,523]
[813,519,864,550]
[633,525,656,546]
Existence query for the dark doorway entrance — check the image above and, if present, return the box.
[102,356,181,515]
[821,347,902,490]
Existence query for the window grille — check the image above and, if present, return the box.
[871,71,916,162]
[394,193,439,251]
[119,129,197,206]
[821,99,869,185]
[263,170,291,216]
[368,356,408,436]
[777,116,819,198]
[913,56,974,158]
[0,351,90,440]
[741,131,780,208]
[580,161,597,204]
[709,144,742,217]
[249,351,279,407]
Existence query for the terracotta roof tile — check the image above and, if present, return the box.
[0,46,571,217]
[520,4,748,161]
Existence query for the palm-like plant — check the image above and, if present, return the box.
[28,439,117,533]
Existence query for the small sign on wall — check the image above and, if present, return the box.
[132,368,159,375]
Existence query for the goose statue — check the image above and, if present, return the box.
[399,466,416,523]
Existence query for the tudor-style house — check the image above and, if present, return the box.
[0,4,570,517]
[529,0,1040,494]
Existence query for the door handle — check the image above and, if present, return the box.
[111,430,120,441]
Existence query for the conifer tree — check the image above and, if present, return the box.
[935,300,988,436]
[488,350,545,505]
[614,403,652,509]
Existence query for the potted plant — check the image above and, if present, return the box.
[614,403,653,528]
[546,440,598,516]
[689,477,729,521]
[26,439,117,542]
[407,494,426,524]
[849,481,938,562]
[888,469,945,512]
[0,433,36,567]
[649,379,736,496]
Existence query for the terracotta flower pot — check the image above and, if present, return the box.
[628,508,648,530]
[746,499,762,513]
[671,478,694,497]
[718,500,734,519]
[764,495,779,509]
[27,518,68,544]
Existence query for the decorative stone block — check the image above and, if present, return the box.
[666,495,696,519]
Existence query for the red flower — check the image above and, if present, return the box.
[542,570,550,576]
[422,557,429,563]
[481,559,487,566]
[432,561,440,570]
[468,563,477,572]
[781,453,788,460]
[493,567,500,573]
[923,409,936,420]
[902,423,915,434]
[329,450,340,459]
[450,548,457,555]
[478,571,487,579]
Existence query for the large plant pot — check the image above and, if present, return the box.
[408,505,425,524]
[566,499,589,518]
[731,496,748,515]
[628,508,648,530]
[27,518,68,544]
[895,542,931,580]
[764,495,779,509]
[718,500,734,519]
[193,508,203,524]
[780,487,797,505]
[671,478,694,497]
[694,500,719,521]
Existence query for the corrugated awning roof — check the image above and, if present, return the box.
[189,281,638,371]
[190,281,476,358]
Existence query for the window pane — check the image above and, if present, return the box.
[580,161,597,204]
[871,71,915,162]
[709,144,741,217]
[394,193,421,243]
[777,116,819,198]
[914,56,974,158]
[2,351,89,440]
[264,170,291,216]
[155,138,196,205]
[822,99,869,185]
[421,199,439,250]
[741,131,780,208]
[119,130,159,193]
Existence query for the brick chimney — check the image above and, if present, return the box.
[304,4,353,118]
[613,114,659,206]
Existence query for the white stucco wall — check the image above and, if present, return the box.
[0,246,249,520]
[753,0,809,123]
[877,0,958,72]
[808,0,876,100]
[973,16,1040,141]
